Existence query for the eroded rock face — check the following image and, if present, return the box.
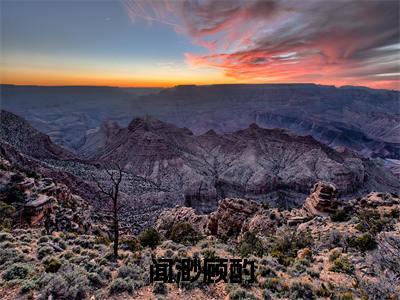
[303,182,340,217]
[154,206,208,237]
[241,209,285,237]
[207,198,261,238]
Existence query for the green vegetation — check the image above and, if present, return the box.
[330,209,351,222]
[138,228,161,249]
[167,222,201,245]
[347,233,377,252]
[329,255,354,274]
[238,231,265,257]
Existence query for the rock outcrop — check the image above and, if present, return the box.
[207,198,261,238]
[81,116,399,214]
[154,206,208,237]
[302,182,340,217]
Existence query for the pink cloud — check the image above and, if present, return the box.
[123,0,400,89]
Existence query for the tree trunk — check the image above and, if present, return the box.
[113,197,119,260]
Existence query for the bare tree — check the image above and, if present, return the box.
[91,162,123,260]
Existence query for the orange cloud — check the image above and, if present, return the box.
[124,0,400,90]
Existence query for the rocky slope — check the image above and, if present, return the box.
[85,116,399,212]
[3,84,398,160]
[1,180,398,300]
[0,110,74,160]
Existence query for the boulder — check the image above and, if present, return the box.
[154,205,208,237]
[303,182,339,217]
[207,198,260,238]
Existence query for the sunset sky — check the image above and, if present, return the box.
[1,0,399,89]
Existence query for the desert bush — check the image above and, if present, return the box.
[264,277,288,295]
[94,235,111,246]
[60,250,74,260]
[138,228,161,248]
[0,248,26,267]
[109,278,133,295]
[257,265,277,278]
[164,249,174,258]
[3,263,32,281]
[161,240,183,250]
[87,272,105,288]
[10,173,24,183]
[269,228,313,266]
[0,241,15,249]
[72,245,82,254]
[337,291,354,300]
[4,186,25,204]
[347,233,377,252]
[42,256,62,273]
[117,265,142,281]
[120,236,141,252]
[39,264,89,300]
[238,231,265,257]
[356,209,391,235]
[37,245,54,260]
[0,202,15,231]
[75,235,95,249]
[329,255,354,274]
[289,282,315,299]
[331,209,351,222]
[20,279,38,294]
[0,231,14,242]
[201,248,216,259]
[23,169,40,179]
[167,222,201,245]
[84,262,111,281]
[152,282,167,295]
[38,236,50,244]
[228,287,257,300]
[329,249,342,262]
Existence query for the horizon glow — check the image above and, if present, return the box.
[1,0,399,89]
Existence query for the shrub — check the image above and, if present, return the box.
[39,264,89,300]
[331,209,351,222]
[38,236,50,244]
[20,279,38,294]
[329,250,341,262]
[0,248,25,267]
[228,287,257,300]
[109,278,133,295]
[87,272,105,288]
[269,228,313,265]
[10,173,24,183]
[0,232,14,243]
[201,248,216,259]
[347,233,377,252]
[356,209,391,235]
[94,235,111,246]
[289,282,315,299]
[329,256,354,274]
[138,228,160,248]
[37,245,54,260]
[167,222,201,245]
[42,257,62,273]
[3,263,32,281]
[152,282,167,295]
[238,231,264,257]
[0,202,15,231]
[117,265,142,281]
[72,245,82,254]
[120,236,141,252]
[337,291,354,300]
[4,186,25,203]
